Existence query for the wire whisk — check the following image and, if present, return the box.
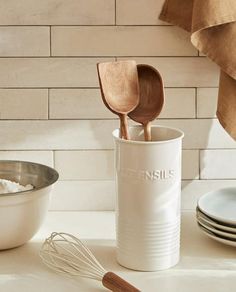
[40,232,140,292]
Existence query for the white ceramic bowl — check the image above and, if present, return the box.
[0,160,59,250]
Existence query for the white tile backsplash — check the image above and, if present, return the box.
[50,179,236,211]
[0,151,53,167]
[156,119,236,149]
[53,149,199,180]
[0,0,234,211]
[0,120,118,150]
[52,26,197,56]
[50,180,115,211]
[49,88,195,119]
[182,150,199,179]
[0,0,115,25]
[55,150,114,180]
[119,57,220,87]
[0,119,235,150]
[0,58,114,88]
[116,0,167,25]
[159,88,196,118]
[197,88,218,118]
[49,88,114,119]
[0,89,48,119]
[0,27,50,56]
[200,150,236,179]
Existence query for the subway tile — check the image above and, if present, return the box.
[0,120,118,150]
[51,26,196,56]
[182,150,199,179]
[0,58,113,88]
[118,57,219,87]
[159,88,195,118]
[49,88,195,119]
[0,27,49,56]
[116,0,168,25]
[0,57,217,88]
[0,119,234,151]
[156,119,236,149]
[50,179,236,211]
[197,88,218,118]
[200,150,236,179]
[0,151,53,167]
[54,150,114,180]
[49,89,114,119]
[42,212,115,239]
[50,180,115,211]
[181,180,236,210]
[0,0,114,25]
[0,89,48,119]
[54,149,198,180]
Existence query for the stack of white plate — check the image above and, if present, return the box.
[196,187,236,247]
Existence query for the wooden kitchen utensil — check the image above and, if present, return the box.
[128,64,164,141]
[97,60,139,140]
[40,232,140,292]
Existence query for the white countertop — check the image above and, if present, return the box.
[1,211,236,292]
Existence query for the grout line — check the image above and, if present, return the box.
[0,24,171,27]
[52,150,55,168]
[115,0,116,25]
[0,148,234,152]
[0,55,203,58]
[47,210,115,213]
[195,87,197,118]
[0,86,219,89]
[47,88,50,119]
[198,149,201,180]
[0,117,220,121]
[0,149,235,152]
[49,26,52,56]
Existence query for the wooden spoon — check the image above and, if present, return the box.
[128,64,164,141]
[97,60,139,140]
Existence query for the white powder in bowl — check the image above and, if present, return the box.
[0,179,34,194]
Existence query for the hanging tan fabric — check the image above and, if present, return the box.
[159,0,236,140]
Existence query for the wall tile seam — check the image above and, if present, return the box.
[0,148,234,151]
[4,149,235,153]
[0,55,203,58]
[0,87,216,90]
[47,88,50,119]
[0,24,171,27]
[0,118,220,122]
[0,117,220,120]
[54,179,236,182]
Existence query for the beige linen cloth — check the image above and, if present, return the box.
[159,0,236,140]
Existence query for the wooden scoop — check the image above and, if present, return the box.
[128,64,164,141]
[97,60,139,140]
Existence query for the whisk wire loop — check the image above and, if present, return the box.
[40,232,141,291]
[40,232,107,281]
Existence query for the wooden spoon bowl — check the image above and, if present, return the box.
[97,60,139,140]
[128,64,164,141]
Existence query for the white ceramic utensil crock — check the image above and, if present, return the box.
[113,126,184,271]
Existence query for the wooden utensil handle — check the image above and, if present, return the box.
[120,114,130,140]
[144,122,151,141]
[102,272,141,292]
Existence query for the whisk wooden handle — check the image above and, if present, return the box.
[102,272,141,292]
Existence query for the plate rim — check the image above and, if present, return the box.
[198,187,236,225]
[197,222,236,247]
[196,207,236,232]
[197,217,236,239]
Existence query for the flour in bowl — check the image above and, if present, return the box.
[0,179,34,194]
